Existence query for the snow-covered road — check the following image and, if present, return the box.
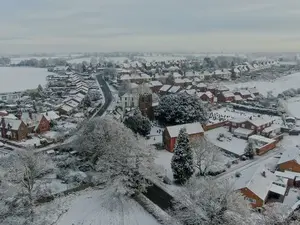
[56,189,161,225]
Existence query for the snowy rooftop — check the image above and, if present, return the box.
[149,80,162,87]
[248,135,276,144]
[275,171,300,180]
[168,86,181,93]
[234,127,254,135]
[159,85,171,92]
[277,147,300,165]
[166,122,204,138]
[222,91,234,98]
[233,164,276,200]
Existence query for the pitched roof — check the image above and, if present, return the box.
[159,85,171,92]
[168,86,181,93]
[2,118,22,130]
[278,147,300,165]
[249,118,273,127]
[222,91,235,98]
[42,111,60,121]
[166,122,204,138]
[234,165,275,200]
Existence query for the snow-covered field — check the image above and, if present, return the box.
[211,107,283,125]
[226,72,300,96]
[56,189,161,225]
[287,97,300,118]
[0,67,52,92]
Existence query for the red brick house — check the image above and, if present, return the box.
[278,148,300,173]
[35,115,51,133]
[0,118,28,141]
[198,91,214,103]
[235,166,287,208]
[218,91,235,102]
[229,118,273,134]
[163,122,204,152]
[21,112,50,134]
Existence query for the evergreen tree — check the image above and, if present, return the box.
[244,142,255,159]
[171,128,194,184]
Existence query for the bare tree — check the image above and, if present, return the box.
[170,178,251,225]
[72,116,156,195]
[3,151,55,222]
[191,137,224,176]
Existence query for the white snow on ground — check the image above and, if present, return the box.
[205,127,248,157]
[287,97,300,118]
[42,131,60,140]
[211,107,283,125]
[18,136,41,147]
[56,189,161,225]
[226,72,300,96]
[147,126,163,145]
[154,150,173,181]
[0,67,52,92]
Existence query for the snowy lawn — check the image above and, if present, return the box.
[0,67,52,92]
[56,189,161,225]
[18,136,41,147]
[154,150,173,181]
[211,107,283,125]
[147,126,164,145]
[226,72,300,96]
[205,127,248,157]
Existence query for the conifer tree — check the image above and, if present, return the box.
[171,128,194,184]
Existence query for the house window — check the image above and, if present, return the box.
[242,124,245,128]
[125,102,128,107]
[124,97,127,101]
[232,123,237,126]
[1,96,7,100]
[251,126,255,130]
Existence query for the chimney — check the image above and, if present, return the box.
[261,171,266,177]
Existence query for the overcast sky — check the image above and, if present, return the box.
[1,0,300,53]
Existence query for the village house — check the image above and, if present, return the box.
[163,122,204,152]
[197,91,214,103]
[234,165,287,208]
[234,90,252,99]
[159,85,172,95]
[195,83,207,92]
[229,118,273,134]
[167,86,181,94]
[148,80,163,93]
[120,93,139,110]
[277,147,300,173]
[57,104,74,115]
[248,134,277,155]
[21,112,51,134]
[275,171,300,187]
[218,91,235,103]
[0,117,28,141]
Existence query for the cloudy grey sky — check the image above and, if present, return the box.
[1,0,300,53]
